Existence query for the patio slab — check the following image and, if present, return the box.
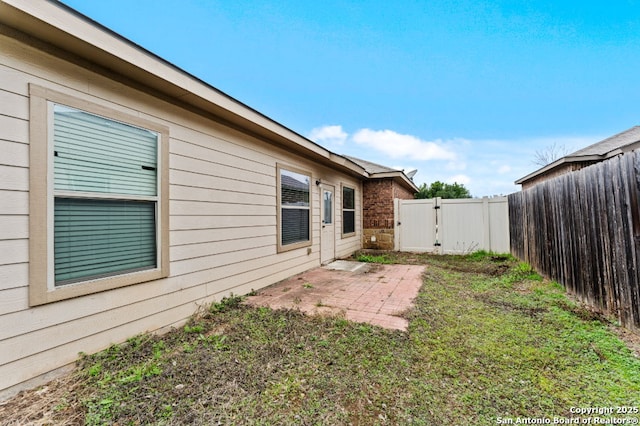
[245,262,426,331]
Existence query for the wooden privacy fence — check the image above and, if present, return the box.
[395,197,510,254]
[509,151,640,331]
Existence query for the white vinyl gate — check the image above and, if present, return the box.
[395,197,510,254]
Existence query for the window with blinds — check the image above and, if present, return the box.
[279,167,311,248]
[342,186,356,235]
[53,104,159,286]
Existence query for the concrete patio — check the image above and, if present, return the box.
[245,261,426,331]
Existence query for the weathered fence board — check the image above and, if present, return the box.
[509,152,640,331]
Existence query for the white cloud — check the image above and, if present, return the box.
[307,123,605,197]
[351,128,457,161]
[308,125,348,146]
[446,161,467,171]
[446,174,471,185]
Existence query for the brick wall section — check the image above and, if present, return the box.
[362,178,415,249]
[393,182,415,203]
[363,179,394,229]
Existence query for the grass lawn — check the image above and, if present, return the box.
[3,252,640,425]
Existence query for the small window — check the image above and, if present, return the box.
[278,165,311,251]
[29,85,169,305]
[342,185,356,236]
[323,190,333,224]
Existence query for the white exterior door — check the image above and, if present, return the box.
[321,185,335,264]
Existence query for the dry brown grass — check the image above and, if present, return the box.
[0,372,85,425]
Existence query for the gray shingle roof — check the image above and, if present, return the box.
[343,155,419,192]
[344,156,398,174]
[570,126,640,157]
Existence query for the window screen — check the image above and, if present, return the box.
[53,104,159,286]
[54,105,157,196]
[280,168,310,246]
[342,186,355,235]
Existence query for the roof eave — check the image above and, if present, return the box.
[369,172,419,193]
[0,0,368,179]
[514,155,603,185]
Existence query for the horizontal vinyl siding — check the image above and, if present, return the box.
[171,185,274,206]
[0,165,28,191]
[0,287,28,316]
[0,190,28,215]
[170,200,275,217]
[170,134,274,178]
[0,87,29,304]
[170,214,275,231]
[0,263,28,291]
[0,240,28,269]
[0,90,29,119]
[0,31,362,395]
[171,235,275,262]
[0,114,29,144]
[0,139,29,167]
[0,215,28,240]
[171,154,274,187]
[0,84,29,322]
[170,170,273,196]
[170,226,274,246]
[335,184,362,259]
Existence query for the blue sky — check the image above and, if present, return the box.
[62,0,640,196]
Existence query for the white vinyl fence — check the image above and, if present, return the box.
[394,197,510,254]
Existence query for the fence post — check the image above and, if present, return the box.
[482,197,491,251]
[435,197,443,254]
[393,198,400,251]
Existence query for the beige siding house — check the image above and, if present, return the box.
[0,0,368,398]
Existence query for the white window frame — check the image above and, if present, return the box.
[29,85,170,306]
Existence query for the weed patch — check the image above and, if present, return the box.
[2,254,639,425]
[356,253,393,264]
[209,294,244,313]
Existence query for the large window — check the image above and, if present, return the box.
[278,165,311,251]
[342,185,356,236]
[29,85,169,305]
[53,105,159,285]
